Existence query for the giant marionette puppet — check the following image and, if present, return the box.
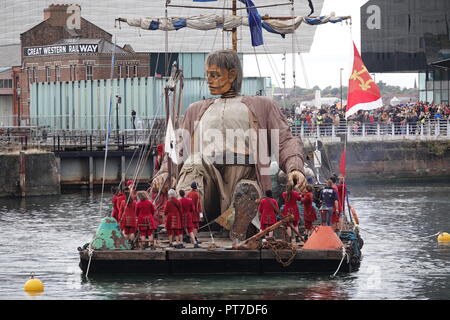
[152,49,306,242]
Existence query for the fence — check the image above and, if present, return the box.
[290,120,450,140]
[1,119,449,152]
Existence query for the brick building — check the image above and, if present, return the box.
[18,4,150,125]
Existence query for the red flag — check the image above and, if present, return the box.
[346,42,382,118]
[339,146,346,177]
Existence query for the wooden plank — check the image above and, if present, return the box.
[167,248,260,261]
[83,250,166,261]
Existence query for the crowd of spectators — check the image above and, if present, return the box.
[280,101,450,135]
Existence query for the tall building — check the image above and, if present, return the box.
[361,0,450,104]
[17,4,150,125]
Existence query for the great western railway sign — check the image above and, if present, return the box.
[24,44,99,57]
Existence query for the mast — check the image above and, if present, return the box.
[232,0,237,52]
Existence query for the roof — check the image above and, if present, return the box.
[0,44,21,67]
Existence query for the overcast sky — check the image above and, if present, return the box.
[244,0,418,90]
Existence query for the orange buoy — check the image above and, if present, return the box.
[302,226,344,250]
[350,205,359,225]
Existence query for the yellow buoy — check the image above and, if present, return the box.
[24,274,44,293]
[437,232,450,242]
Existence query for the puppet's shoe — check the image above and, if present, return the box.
[229,179,262,242]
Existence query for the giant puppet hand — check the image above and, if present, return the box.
[151,173,176,193]
[288,170,307,192]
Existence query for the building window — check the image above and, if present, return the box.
[118,65,122,78]
[0,79,13,88]
[46,67,51,82]
[125,66,130,78]
[55,66,61,81]
[86,65,93,80]
[133,65,138,77]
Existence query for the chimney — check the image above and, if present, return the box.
[44,4,81,27]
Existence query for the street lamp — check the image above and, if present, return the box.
[115,95,122,131]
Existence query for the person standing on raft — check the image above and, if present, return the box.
[187,182,202,244]
[301,184,317,237]
[179,189,200,248]
[118,189,137,244]
[282,184,302,244]
[257,190,279,239]
[164,189,184,248]
[135,191,157,249]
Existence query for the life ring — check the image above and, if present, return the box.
[350,205,359,225]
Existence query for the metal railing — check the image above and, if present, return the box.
[290,120,450,140]
[1,119,449,152]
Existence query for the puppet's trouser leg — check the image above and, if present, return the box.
[176,154,260,234]
[176,154,227,222]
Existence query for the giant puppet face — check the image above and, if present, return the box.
[206,64,237,96]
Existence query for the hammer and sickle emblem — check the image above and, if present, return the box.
[350,66,374,91]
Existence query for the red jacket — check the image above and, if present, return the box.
[164,197,182,230]
[187,190,202,223]
[282,191,302,221]
[301,192,317,222]
[119,199,137,229]
[136,199,157,230]
[179,197,195,229]
[258,197,278,225]
[112,193,125,222]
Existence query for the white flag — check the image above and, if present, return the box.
[164,116,179,164]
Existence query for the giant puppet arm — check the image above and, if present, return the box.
[262,97,306,192]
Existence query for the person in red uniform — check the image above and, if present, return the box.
[154,144,165,172]
[258,190,279,238]
[111,186,124,222]
[282,184,302,243]
[186,182,203,244]
[136,191,157,249]
[301,184,317,237]
[179,189,200,248]
[126,180,137,200]
[164,189,183,248]
[118,189,137,243]
[330,176,342,230]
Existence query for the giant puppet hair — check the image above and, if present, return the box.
[205,50,243,94]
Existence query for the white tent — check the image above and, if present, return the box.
[390,96,401,106]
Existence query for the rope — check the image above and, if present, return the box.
[331,246,347,277]
[263,239,297,267]
[98,34,118,218]
[85,241,96,278]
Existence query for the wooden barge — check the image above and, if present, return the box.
[79,246,357,275]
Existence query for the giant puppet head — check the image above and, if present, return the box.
[205,50,243,98]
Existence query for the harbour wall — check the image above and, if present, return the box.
[1,139,449,197]
[0,151,60,197]
[314,139,450,182]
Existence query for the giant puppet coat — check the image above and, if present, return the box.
[155,95,305,222]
